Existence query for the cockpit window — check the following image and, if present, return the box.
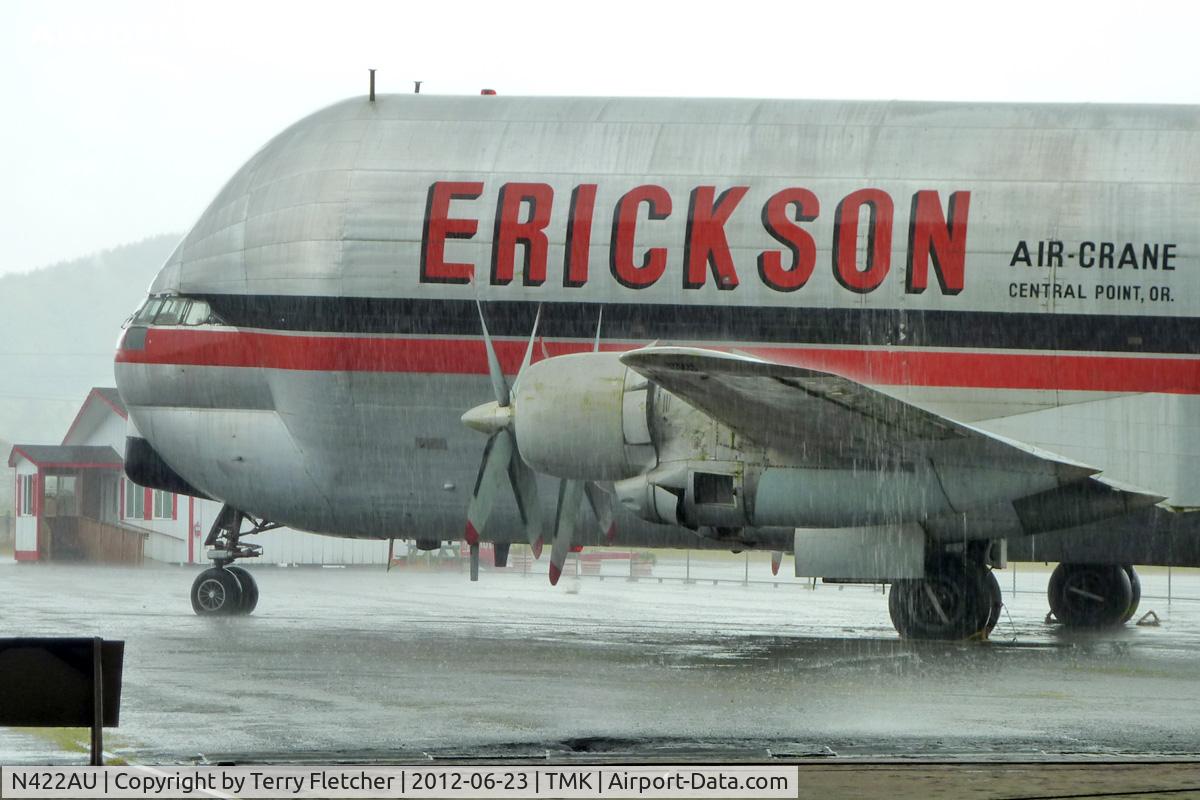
[182,299,214,325]
[154,296,189,326]
[128,294,225,327]
[132,297,164,325]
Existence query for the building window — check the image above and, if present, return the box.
[152,490,174,520]
[42,475,76,517]
[125,480,145,520]
[18,476,34,517]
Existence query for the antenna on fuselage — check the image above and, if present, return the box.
[368,68,376,102]
[414,80,422,94]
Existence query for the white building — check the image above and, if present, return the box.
[9,387,390,565]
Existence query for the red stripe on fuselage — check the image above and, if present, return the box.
[115,327,1200,394]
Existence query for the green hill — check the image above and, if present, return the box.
[0,234,181,450]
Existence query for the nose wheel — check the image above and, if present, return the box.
[190,566,259,616]
[190,505,275,617]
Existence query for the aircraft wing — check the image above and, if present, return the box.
[619,347,1161,507]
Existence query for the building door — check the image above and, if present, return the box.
[100,475,120,524]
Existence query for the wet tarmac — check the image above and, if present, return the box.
[2,555,1200,765]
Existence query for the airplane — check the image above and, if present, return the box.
[113,90,1200,640]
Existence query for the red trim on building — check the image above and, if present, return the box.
[58,403,92,446]
[60,388,127,445]
[33,471,41,557]
[116,328,1200,395]
[93,390,128,420]
[14,550,38,562]
[9,446,36,469]
[14,475,20,517]
[171,493,178,521]
[119,478,125,519]
[22,462,121,470]
[143,487,152,521]
[8,445,122,470]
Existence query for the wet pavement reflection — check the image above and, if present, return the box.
[2,557,1199,764]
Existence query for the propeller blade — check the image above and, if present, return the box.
[771,551,783,576]
[584,482,617,544]
[549,479,584,586]
[508,451,545,555]
[464,432,514,581]
[515,304,542,390]
[475,300,510,406]
[592,306,603,352]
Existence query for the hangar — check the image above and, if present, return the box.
[8,387,391,565]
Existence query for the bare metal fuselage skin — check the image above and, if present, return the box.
[114,95,1200,546]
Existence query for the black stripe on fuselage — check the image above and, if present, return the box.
[197,294,1199,354]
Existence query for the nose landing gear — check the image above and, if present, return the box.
[189,505,277,616]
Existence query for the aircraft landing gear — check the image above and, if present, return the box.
[1121,565,1141,624]
[189,505,277,616]
[888,553,1003,640]
[1047,563,1137,629]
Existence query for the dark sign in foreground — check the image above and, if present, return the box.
[0,638,124,765]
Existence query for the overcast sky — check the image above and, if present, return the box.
[2,0,1196,276]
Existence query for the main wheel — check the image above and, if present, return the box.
[889,555,993,640]
[190,567,244,616]
[226,566,259,615]
[983,569,1004,636]
[1047,563,1132,629]
[1120,565,1141,624]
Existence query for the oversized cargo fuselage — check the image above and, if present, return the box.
[114,95,1200,540]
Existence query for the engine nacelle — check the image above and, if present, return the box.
[614,462,753,529]
[513,352,657,480]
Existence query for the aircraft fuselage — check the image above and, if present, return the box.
[114,95,1200,545]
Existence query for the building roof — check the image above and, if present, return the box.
[8,445,123,469]
[61,387,127,446]
[93,388,127,417]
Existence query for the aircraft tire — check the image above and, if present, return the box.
[1047,563,1132,629]
[226,566,259,615]
[888,555,992,640]
[1120,565,1141,624]
[190,567,244,616]
[983,569,1003,637]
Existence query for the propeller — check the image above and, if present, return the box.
[549,479,584,585]
[546,479,617,584]
[462,304,617,585]
[461,303,545,580]
[585,482,617,545]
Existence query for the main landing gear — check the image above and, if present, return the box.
[888,552,1003,641]
[1047,563,1140,629]
[887,553,1143,639]
[190,505,278,617]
